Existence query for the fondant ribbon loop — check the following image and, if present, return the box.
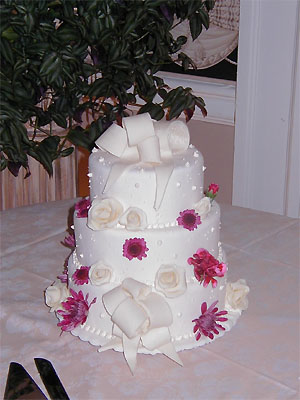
[99,278,183,374]
[95,113,190,209]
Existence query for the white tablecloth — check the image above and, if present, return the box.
[1,199,299,399]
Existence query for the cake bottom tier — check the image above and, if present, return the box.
[60,248,242,355]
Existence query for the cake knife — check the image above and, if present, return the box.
[4,362,47,399]
[34,358,70,400]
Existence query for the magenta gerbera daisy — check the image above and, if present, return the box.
[192,300,228,341]
[123,237,149,261]
[177,209,201,231]
[75,197,91,218]
[57,289,96,332]
[72,266,90,285]
[188,248,227,288]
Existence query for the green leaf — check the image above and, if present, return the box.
[189,14,203,41]
[1,27,19,41]
[24,13,35,33]
[68,126,92,150]
[34,135,60,175]
[199,9,210,30]
[59,147,74,157]
[40,52,58,75]
[52,112,68,129]
[138,103,165,120]
[0,37,14,65]
[0,157,8,171]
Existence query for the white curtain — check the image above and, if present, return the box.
[172,0,239,69]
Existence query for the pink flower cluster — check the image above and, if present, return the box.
[72,266,90,285]
[123,238,148,261]
[75,198,91,218]
[57,289,96,332]
[177,209,201,231]
[193,300,228,341]
[187,248,227,288]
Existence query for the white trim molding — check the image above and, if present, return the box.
[233,0,300,217]
[157,72,236,126]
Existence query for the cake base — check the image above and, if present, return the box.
[64,308,242,355]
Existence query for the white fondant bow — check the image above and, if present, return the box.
[98,278,183,374]
[95,113,190,210]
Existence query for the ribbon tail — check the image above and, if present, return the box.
[158,342,183,367]
[154,162,174,210]
[122,334,140,375]
[98,337,122,353]
[103,162,129,193]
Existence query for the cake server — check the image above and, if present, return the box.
[4,362,47,399]
[34,358,70,400]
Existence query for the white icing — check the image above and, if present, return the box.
[51,116,249,363]
[89,147,204,225]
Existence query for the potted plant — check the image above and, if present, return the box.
[0,0,214,178]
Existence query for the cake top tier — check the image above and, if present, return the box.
[89,113,205,225]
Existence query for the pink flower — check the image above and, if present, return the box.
[75,198,91,218]
[208,183,219,194]
[57,272,68,284]
[72,266,90,285]
[177,209,201,231]
[192,300,228,341]
[205,183,219,200]
[123,238,149,261]
[187,248,227,288]
[57,289,96,332]
[63,233,75,248]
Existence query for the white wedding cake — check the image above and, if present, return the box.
[45,113,249,373]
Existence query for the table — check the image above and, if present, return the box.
[1,199,299,399]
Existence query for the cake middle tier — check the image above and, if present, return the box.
[74,202,221,284]
[88,145,205,225]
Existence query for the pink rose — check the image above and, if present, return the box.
[208,183,219,194]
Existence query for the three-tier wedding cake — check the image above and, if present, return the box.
[45,113,249,373]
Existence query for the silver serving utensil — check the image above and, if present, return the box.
[4,362,47,399]
[34,358,69,400]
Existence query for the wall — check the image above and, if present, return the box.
[188,119,234,204]
[233,0,300,217]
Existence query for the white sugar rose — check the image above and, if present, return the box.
[87,198,123,230]
[194,197,211,219]
[155,265,187,298]
[225,279,250,312]
[119,207,148,230]
[45,281,69,312]
[89,261,112,286]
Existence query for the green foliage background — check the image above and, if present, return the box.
[0,0,214,177]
